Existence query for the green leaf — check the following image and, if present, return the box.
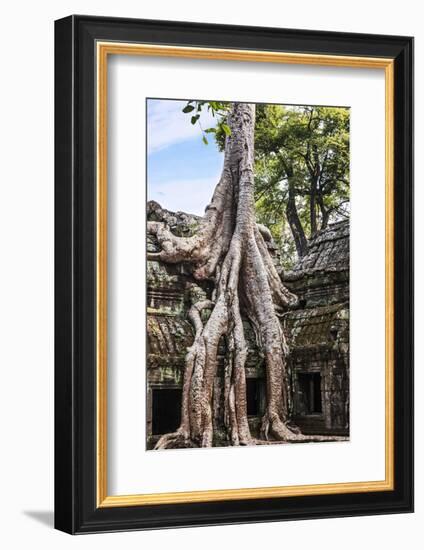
[222,123,231,136]
[182,105,195,113]
[202,136,208,145]
[204,127,216,133]
[191,114,200,124]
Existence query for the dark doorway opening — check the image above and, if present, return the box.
[152,388,182,435]
[246,378,260,416]
[298,372,322,414]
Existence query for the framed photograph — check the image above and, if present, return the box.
[54,15,413,534]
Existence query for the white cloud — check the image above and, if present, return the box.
[147,99,217,154]
[148,175,220,216]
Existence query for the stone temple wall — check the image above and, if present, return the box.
[146,201,349,448]
[283,221,350,435]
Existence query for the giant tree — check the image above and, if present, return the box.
[148,102,334,449]
[254,105,350,262]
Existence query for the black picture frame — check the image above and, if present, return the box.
[55,14,414,534]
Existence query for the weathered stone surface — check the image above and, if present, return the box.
[282,220,350,436]
[146,203,350,447]
[288,220,349,275]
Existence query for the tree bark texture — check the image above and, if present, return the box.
[286,179,308,258]
[149,103,335,448]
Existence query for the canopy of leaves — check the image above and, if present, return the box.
[254,104,350,268]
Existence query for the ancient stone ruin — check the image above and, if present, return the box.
[146,201,349,449]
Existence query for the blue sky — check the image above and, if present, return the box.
[147,99,224,216]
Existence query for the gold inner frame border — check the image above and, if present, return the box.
[96,42,395,508]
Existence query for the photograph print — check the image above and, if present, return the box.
[146,98,350,450]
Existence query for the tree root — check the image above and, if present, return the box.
[260,413,346,443]
[155,429,197,450]
[150,103,344,450]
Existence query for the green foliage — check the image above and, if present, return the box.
[182,105,195,113]
[182,100,230,146]
[221,123,231,136]
[254,104,350,267]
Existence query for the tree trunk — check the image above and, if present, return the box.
[310,176,318,238]
[286,181,308,258]
[149,103,337,448]
[317,192,330,230]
